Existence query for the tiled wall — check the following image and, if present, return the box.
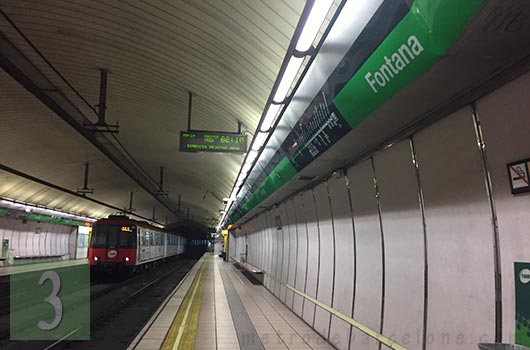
[0,216,76,259]
[235,68,530,349]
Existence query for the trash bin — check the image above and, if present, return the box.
[7,249,14,265]
[479,343,530,350]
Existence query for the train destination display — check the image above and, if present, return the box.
[179,131,247,154]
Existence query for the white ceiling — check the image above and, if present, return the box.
[0,0,306,225]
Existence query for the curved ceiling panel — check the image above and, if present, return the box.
[0,0,305,225]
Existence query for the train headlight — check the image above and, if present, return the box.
[93,256,99,261]
[125,257,130,262]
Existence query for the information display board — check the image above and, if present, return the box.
[179,131,247,154]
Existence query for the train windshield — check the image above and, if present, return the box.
[90,225,137,248]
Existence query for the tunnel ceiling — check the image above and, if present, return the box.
[0,0,307,226]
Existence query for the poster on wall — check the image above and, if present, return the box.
[515,262,530,347]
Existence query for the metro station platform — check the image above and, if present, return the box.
[128,253,334,350]
[0,258,86,277]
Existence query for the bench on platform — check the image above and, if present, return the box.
[231,257,264,285]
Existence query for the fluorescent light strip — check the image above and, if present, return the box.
[273,56,304,103]
[246,150,259,163]
[296,0,334,52]
[221,0,344,228]
[0,198,96,222]
[251,132,269,151]
[260,104,282,131]
[241,163,252,174]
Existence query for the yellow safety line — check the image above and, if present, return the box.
[161,255,209,350]
[264,272,407,350]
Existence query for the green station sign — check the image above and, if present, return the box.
[179,131,247,154]
[228,0,485,224]
[515,262,530,347]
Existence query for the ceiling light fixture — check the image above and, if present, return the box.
[272,56,304,104]
[241,163,252,174]
[260,104,282,132]
[251,132,269,151]
[0,197,97,223]
[295,0,334,52]
[220,0,337,230]
[246,150,259,163]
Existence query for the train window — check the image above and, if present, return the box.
[90,225,137,248]
[106,229,118,248]
[145,232,151,246]
[119,230,136,248]
[91,228,108,248]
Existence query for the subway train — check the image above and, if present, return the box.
[88,215,185,274]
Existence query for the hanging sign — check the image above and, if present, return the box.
[179,131,247,154]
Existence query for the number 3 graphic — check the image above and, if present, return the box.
[38,271,63,331]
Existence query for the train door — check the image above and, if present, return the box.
[156,233,163,258]
[145,231,152,260]
[178,236,182,254]
[139,229,149,261]
[153,232,159,259]
[163,233,168,257]
[136,228,140,262]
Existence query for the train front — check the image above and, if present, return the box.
[88,217,138,274]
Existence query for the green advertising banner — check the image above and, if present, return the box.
[10,264,90,340]
[515,262,530,347]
